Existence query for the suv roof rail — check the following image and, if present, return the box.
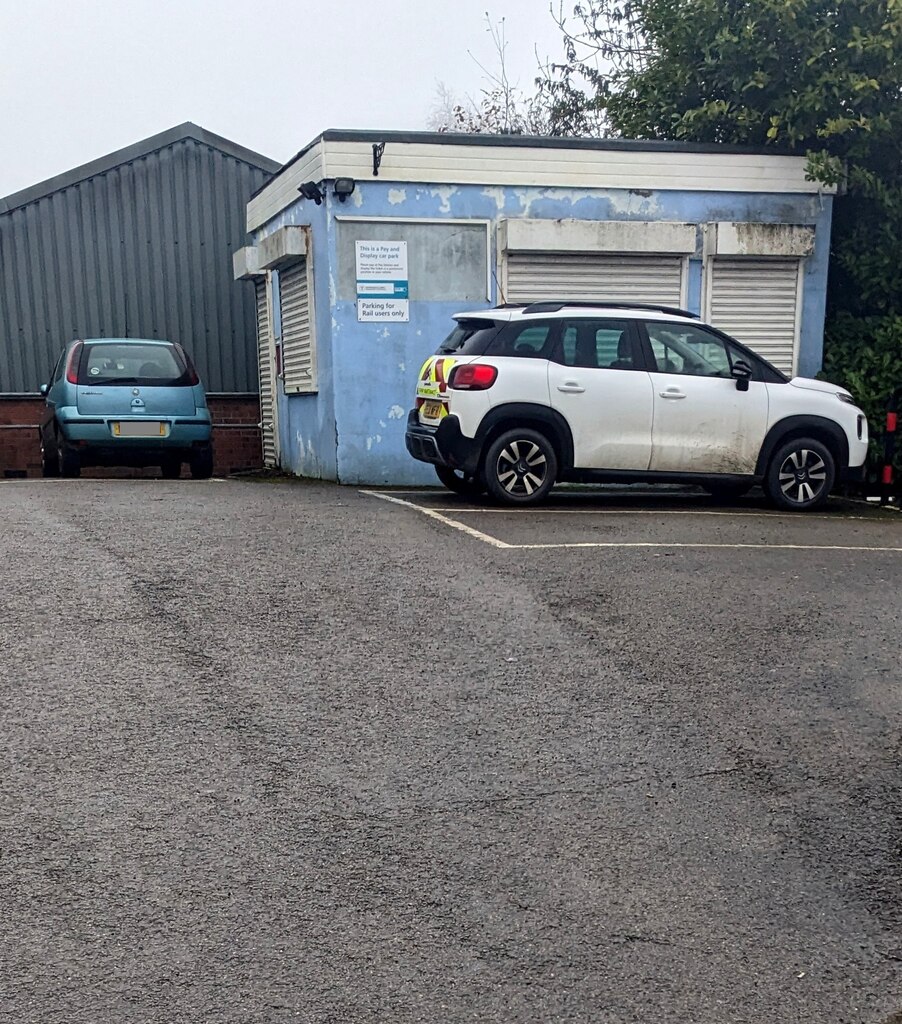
[520,300,700,319]
[491,302,531,309]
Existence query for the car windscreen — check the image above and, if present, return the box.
[78,343,191,386]
[434,318,503,356]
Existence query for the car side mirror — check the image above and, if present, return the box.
[39,383,49,396]
[731,360,752,392]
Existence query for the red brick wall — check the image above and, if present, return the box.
[0,394,262,478]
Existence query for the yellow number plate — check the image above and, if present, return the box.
[421,400,443,419]
[112,421,166,437]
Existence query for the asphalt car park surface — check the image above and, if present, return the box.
[1,478,900,1024]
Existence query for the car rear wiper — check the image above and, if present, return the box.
[87,376,139,385]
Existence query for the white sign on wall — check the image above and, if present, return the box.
[356,241,409,322]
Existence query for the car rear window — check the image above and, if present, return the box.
[485,321,556,359]
[435,319,503,356]
[79,342,192,386]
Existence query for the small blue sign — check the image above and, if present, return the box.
[356,280,409,300]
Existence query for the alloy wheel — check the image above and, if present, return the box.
[778,448,828,504]
[495,439,548,498]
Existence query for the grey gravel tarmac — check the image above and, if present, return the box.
[1,478,900,1024]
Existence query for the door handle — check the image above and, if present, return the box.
[659,389,686,399]
[557,382,586,393]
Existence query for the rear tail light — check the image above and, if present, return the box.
[449,363,498,391]
[175,343,199,385]
[65,342,83,384]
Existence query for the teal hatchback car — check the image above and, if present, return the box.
[39,338,214,478]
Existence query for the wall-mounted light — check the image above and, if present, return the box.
[298,181,324,205]
[333,177,356,203]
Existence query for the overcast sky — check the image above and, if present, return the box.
[0,0,565,197]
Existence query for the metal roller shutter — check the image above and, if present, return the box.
[708,258,801,375]
[255,279,277,468]
[505,253,685,306]
[280,260,316,394]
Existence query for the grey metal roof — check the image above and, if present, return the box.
[1,122,281,215]
[0,124,278,393]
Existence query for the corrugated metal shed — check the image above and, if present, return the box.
[0,123,280,393]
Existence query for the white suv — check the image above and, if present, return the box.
[405,301,868,510]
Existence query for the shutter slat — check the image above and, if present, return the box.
[708,258,800,375]
[506,253,684,306]
[255,280,277,468]
[280,261,316,393]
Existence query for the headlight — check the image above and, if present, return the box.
[837,392,856,405]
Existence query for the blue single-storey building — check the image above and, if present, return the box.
[234,130,835,485]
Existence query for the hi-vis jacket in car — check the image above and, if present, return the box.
[415,355,458,419]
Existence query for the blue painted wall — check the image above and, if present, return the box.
[253,180,833,485]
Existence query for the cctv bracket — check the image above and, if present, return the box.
[372,142,386,177]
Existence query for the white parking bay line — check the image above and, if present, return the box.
[515,541,902,552]
[430,507,880,523]
[362,491,513,548]
[362,491,902,553]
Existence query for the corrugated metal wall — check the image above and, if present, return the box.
[0,139,271,393]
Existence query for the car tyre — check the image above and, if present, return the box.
[484,427,557,506]
[41,437,59,478]
[189,446,214,480]
[435,465,485,498]
[764,437,834,511]
[161,457,182,480]
[56,435,81,478]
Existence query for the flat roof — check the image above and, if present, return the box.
[256,128,801,201]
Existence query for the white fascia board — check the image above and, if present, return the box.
[232,246,262,280]
[247,137,834,233]
[321,140,835,196]
[501,218,697,254]
[704,222,816,258]
[258,226,308,269]
[248,142,325,232]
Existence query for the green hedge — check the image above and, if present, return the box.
[821,313,902,484]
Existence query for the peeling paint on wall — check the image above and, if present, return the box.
[607,189,662,216]
[482,186,506,212]
[430,185,457,213]
[388,405,405,419]
[514,188,549,217]
[388,188,407,205]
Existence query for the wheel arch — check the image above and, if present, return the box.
[755,416,849,477]
[475,404,575,474]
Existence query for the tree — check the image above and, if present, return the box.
[428,14,605,136]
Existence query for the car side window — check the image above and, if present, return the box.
[646,322,732,378]
[487,322,555,358]
[558,319,637,370]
